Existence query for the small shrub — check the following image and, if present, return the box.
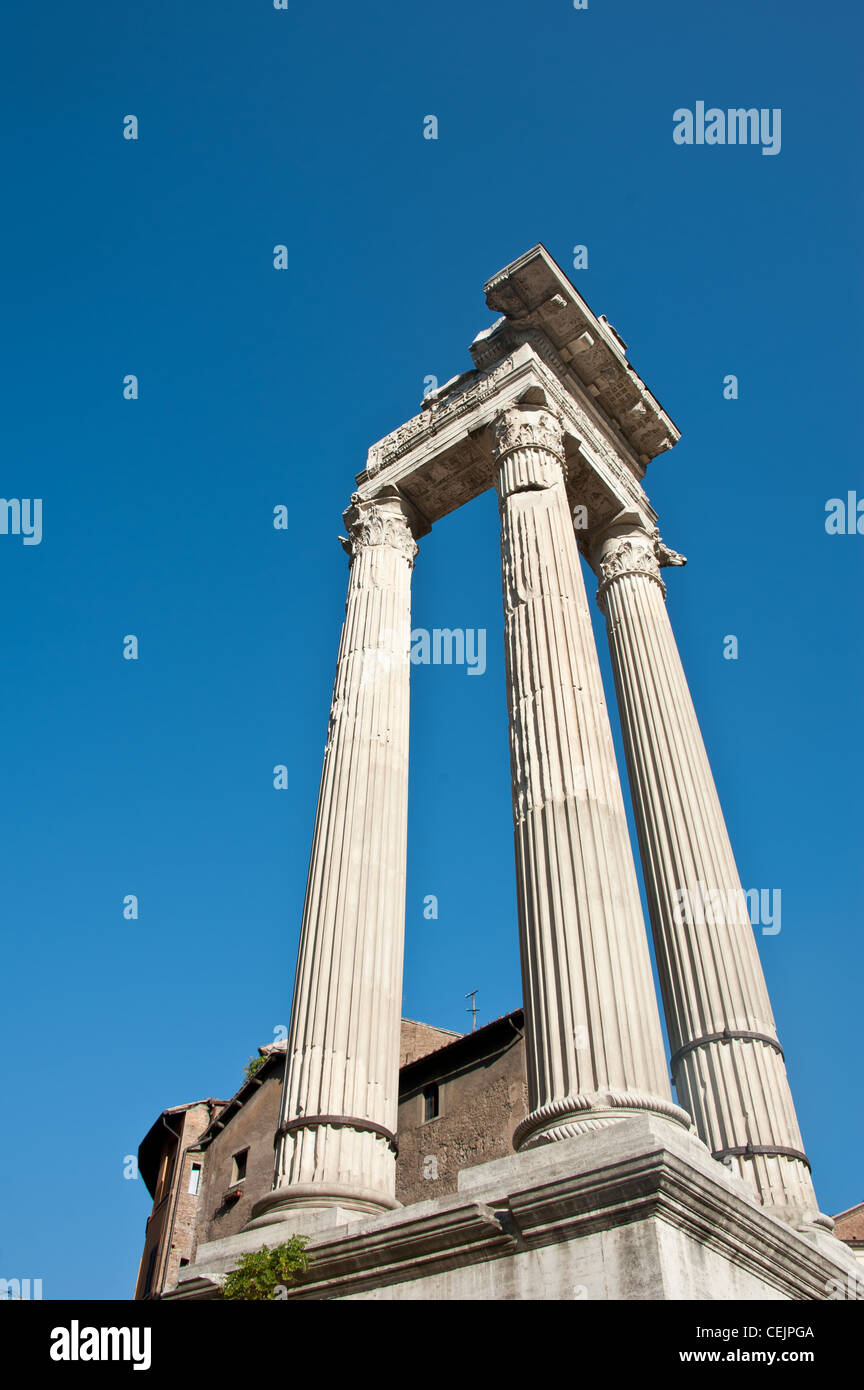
[243,1055,265,1081]
[220,1239,309,1301]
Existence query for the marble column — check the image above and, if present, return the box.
[493,405,689,1150]
[590,517,824,1225]
[253,490,418,1223]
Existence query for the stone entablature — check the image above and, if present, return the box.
[357,247,679,547]
[358,339,659,538]
[481,244,679,466]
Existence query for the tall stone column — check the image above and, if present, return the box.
[590,517,824,1225]
[252,490,418,1223]
[493,405,689,1150]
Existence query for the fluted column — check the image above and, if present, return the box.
[251,490,418,1223]
[494,405,689,1151]
[590,518,824,1225]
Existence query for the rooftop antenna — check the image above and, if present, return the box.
[465,989,478,1033]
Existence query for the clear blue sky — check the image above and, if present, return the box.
[0,1,860,1299]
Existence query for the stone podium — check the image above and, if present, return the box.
[173,246,859,1301]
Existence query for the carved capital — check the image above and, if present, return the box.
[491,405,565,463]
[340,494,419,566]
[597,533,662,587]
[592,524,687,603]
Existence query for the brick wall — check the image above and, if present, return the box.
[160,1103,213,1290]
[196,1071,284,1246]
[396,1016,528,1206]
[399,1018,461,1066]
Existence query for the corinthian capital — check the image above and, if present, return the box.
[592,523,687,600]
[340,493,419,566]
[491,405,565,462]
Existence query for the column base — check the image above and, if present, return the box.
[245,1183,400,1231]
[513,1089,693,1150]
[166,1116,864,1301]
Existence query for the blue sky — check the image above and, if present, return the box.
[0,1,860,1298]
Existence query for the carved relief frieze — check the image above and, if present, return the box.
[365,355,518,478]
[359,338,656,531]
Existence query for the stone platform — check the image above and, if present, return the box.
[165,1117,861,1301]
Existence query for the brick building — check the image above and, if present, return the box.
[135,1098,224,1299]
[134,1012,527,1299]
[832,1203,864,1267]
[396,1013,527,1206]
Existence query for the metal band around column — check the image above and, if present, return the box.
[669,1029,785,1073]
[275,1114,399,1157]
[713,1143,811,1172]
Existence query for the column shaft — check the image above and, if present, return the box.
[494,406,689,1150]
[592,522,822,1222]
[255,493,417,1221]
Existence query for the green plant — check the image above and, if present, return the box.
[243,1055,265,1081]
[220,1239,309,1301]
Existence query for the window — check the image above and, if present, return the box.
[231,1149,249,1184]
[187,1163,201,1196]
[423,1084,439,1122]
[156,1151,170,1200]
[143,1246,158,1297]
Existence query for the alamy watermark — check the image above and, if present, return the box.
[673,103,781,156]
[826,1272,864,1300]
[50,1323,151,1370]
[0,498,42,545]
[825,491,864,535]
[411,627,485,674]
[0,1277,42,1300]
[674,883,782,936]
[360,627,486,685]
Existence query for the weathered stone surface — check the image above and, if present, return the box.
[357,340,657,534]
[493,404,689,1148]
[588,516,824,1227]
[197,244,848,1299]
[169,1119,862,1302]
[483,244,680,467]
[261,490,422,1220]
